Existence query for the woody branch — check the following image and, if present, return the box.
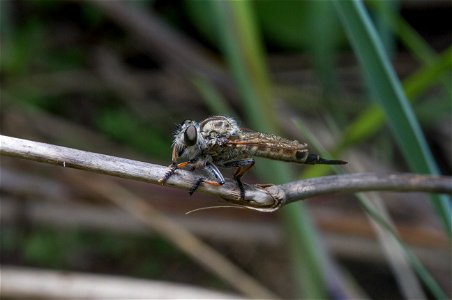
[1,135,451,210]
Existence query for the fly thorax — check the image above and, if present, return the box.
[199,116,240,139]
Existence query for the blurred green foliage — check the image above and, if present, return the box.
[97,108,169,159]
[184,0,345,52]
[1,0,450,298]
[1,225,223,283]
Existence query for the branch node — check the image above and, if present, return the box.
[218,184,285,212]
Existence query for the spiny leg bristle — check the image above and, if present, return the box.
[159,163,178,184]
[234,177,245,200]
[189,178,205,195]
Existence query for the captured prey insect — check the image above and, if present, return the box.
[158,116,347,200]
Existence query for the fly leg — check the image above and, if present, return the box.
[159,161,191,184]
[158,145,191,184]
[189,162,225,195]
[158,147,225,195]
[223,159,255,200]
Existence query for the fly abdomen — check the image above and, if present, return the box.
[251,146,307,162]
[304,153,348,165]
[233,131,311,163]
[231,131,347,165]
[254,148,347,165]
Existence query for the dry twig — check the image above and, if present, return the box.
[1,135,451,211]
[1,266,240,299]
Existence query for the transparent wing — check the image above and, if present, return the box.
[228,128,307,151]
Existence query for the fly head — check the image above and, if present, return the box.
[173,120,205,159]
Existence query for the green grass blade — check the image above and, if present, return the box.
[366,0,451,96]
[338,47,452,150]
[403,47,452,97]
[334,0,451,236]
[191,75,237,118]
[366,0,442,66]
[294,118,446,299]
[211,1,333,297]
[211,2,276,132]
[360,199,448,299]
[372,0,398,58]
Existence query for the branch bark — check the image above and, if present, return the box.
[1,266,239,299]
[1,135,451,211]
[281,173,452,205]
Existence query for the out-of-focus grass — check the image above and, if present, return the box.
[337,47,452,152]
[1,226,209,281]
[208,0,450,298]
[360,198,448,299]
[300,47,451,186]
[295,118,445,299]
[3,1,450,298]
[96,108,169,160]
[335,0,451,236]
[210,1,346,298]
[367,0,450,76]
[191,75,236,118]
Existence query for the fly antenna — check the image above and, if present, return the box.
[185,205,245,215]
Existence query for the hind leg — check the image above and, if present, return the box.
[223,159,255,200]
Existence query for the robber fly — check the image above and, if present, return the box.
[159,116,347,199]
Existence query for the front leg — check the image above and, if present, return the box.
[159,149,225,195]
[158,145,190,184]
[158,161,190,184]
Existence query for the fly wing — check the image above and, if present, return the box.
[227,128,310,163]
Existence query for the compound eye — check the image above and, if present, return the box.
[184,125,197,146]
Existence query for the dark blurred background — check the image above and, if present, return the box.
[1,0,451,298]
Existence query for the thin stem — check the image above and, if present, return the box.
[281,173,452,205]
[1,135,451,210]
